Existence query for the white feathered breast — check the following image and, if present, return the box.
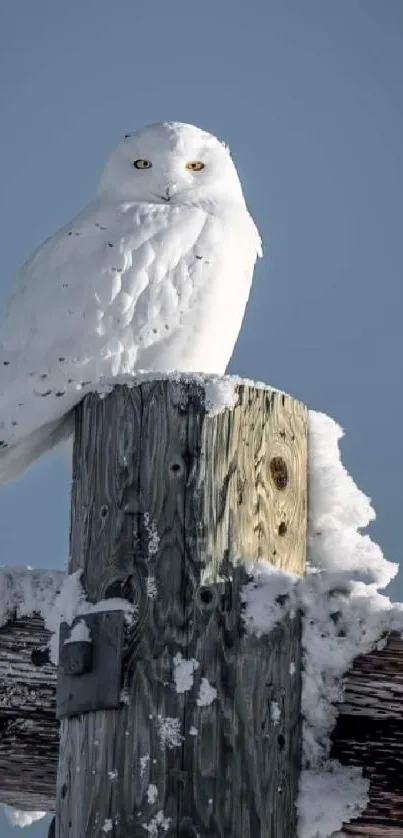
[0,197,260,447]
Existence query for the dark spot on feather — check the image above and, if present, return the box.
[107,241,114,248]
[75,232,80,236]
[58,357,65,362]
[62,283,69,289]
[95,222,107,231]
[3,361,10,366]
[123,133,133,139]
[11,421,17,426]
[68,232,73,236]
[55,391,65,397]
[81,381,91,387]
[152,328,157,334]
[195,255,203,260]
[38,390,52,397]
[67,378,73,384]
[39,373,48,379]
[165,324,169,330]
[0,441,7,448]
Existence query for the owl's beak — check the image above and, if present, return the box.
[161,184,177,202]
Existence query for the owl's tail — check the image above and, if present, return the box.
[0,413,74,484]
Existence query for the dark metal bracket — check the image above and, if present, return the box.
[56,610,125,720]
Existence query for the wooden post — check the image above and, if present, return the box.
[55,380,307,837]
[0,395,402,835]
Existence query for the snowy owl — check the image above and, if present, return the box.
[0,121,261,482]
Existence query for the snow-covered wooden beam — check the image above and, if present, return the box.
[0,569,64,813]
[1,613,403,833]
[332,632,403,836]
[1,615,402,835]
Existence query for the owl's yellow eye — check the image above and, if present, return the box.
[133,159,152,169]
[185,161,205,171]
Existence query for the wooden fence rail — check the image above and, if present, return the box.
[0,616,402,834]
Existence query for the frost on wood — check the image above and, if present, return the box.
[143,512,160,557]
[141,810,171,836]
[196,677,217,707]
[173,652,199,693]
[96,371,266,416]
[146,784,158,805]
[297,762,369,838]
[46,569,135,663]
[270,701,281,726]
[0,567,64,630]
[307,411,397,588]
[241,409,403,838]
[241,562,297,635]
[63,618,91,644]
[140,754,150,778]
[203,376,239,415]
[156,715,182,749]
[302,411,402,770]
[4,806,47,827]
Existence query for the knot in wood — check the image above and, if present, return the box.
[196,584,219,611]
[270,456,288,490]
[168,456,186,478]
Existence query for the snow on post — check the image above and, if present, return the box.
[0,377,401,836]
[56,379,308,838]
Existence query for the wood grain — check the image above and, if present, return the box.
[54,381,308,837]
[0,614,58,812]
[0,580,402,836]
[332,633,403,836]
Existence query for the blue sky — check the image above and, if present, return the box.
[0,1,402,834]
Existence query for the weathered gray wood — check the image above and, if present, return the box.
[332,633,403,836]
[0,614,58,812]
[56,380,307,837]
[0,567,63,812]
[0,590,403,837]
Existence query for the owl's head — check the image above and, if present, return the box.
[98,122,246,206]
